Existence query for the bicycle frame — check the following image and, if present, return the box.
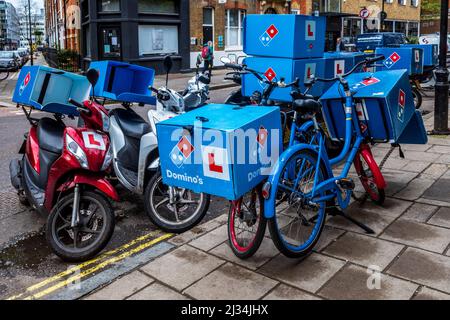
[264,86,365,219]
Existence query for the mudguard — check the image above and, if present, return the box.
[50,173,119,210]
[264,143,332,219]
[358,145,387,190]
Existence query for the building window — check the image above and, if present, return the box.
[138,25,179,56]
[395,21,407,34]
[411,0,419,7]
[98,0,120,13]
[342,17,361,43]
[100,27,121,58]
[383,20,394,32]
[203,7,214,45]
[225,9,246,49]
[138,0,178,14]
[408,22,419,37]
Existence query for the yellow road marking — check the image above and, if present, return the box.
[23,233,173,300]
[7,230,168,300]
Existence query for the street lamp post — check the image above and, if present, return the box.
[433,0,450,134]
[28,0,34,66]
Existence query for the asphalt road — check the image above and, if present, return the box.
[0,85,235,299]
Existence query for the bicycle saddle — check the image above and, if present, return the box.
[293,99,321,114]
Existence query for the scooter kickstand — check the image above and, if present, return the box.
[328,208,375,234]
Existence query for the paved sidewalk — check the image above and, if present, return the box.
[83,109,450,301]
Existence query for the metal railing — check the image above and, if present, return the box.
[42,47,82,73]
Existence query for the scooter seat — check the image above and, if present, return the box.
[37,118,65,154]
[110,108,151,140]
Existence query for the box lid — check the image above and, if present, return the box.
[320,70,408,100]
[158,104,279,131]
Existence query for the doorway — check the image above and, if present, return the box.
[203,7,214,46]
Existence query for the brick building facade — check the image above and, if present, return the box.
[189,0,258,68]
[45,0,81,52]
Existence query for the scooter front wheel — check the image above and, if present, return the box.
[46,191,115,262]
[144,171,210,233]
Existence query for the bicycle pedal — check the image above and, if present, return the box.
[337,178,355,191]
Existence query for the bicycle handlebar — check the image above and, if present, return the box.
[311,55,385,85]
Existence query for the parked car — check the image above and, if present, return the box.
[356,32,407,53]
[0,51,20,71]
[17,48,29,65]
[419,33,450,52]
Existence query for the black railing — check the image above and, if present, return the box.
[42,47,82,73]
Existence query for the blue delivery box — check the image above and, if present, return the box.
[12,66,91,116]
[157,104,282,200]
[375,47,424,76]
[402,44,438,67]
[89,60,156,105]
[242,56,326,101]
[244,14,326,59]
[320,69,427,145]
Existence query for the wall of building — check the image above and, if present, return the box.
[0,1,20,49]
[342,0,421,21]
[189,0,258,68]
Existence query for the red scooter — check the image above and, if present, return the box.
[10,70,118,262]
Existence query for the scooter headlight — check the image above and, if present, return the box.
[101,110,110,132]
[101,145,113,171]
[66,134,89,169]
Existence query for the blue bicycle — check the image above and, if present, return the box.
[263,55,386,258]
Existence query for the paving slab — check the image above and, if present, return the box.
[413,287,450,300]
[394,176,436,201]
[421,164,449,179]
[314,226,346,252]
[381,170,418,196]
[184,263,277,300]
[428,145,450,154]
[189,225,228,252]
[387,247,450,294]
[427,136,450,146]
[263,284,321,300]
[210,238,279,270]
[422,178,450,203]
[327,201,406,236]
[318,264,418,300]
[417,197,450,208]
[401,202,438,223]
[351,198,412,218]
[85,270,153,300]
[140,245,225,291]
[127,283,189,300]
[401,161,430,173]
[401,144,432,152]
[168,219,222,247]
[428,207,450,229]
[323,232,404,270]
[380,219,450,254]
[392,151,441,163]
[259,253,345,294]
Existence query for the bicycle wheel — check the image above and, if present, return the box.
[268,149,328,259]
[412,87,423,110]
[354,151,386,205]
[228,187,266,259]
[0,70,9,81]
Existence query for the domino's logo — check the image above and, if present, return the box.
[259,24,279,47]
[398,89,406,123]
[19,72,31,96]
[170,135,194,168]
[383,52,401,69]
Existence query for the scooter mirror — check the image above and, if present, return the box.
[86,69,99,87]
[163,55,173,74]
[220,57,232,65]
